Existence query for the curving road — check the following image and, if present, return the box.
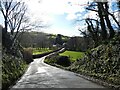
[11,55,106,89]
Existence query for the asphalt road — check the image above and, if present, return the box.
[11,56,106,89]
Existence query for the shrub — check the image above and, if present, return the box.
[45,55,71,67]
[56,56,71,67]
[22,48,33,64]
[2,53,27,90]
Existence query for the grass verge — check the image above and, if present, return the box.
[59,50,84,62]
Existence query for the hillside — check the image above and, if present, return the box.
[68,36,120,88]
[18,31,70,48]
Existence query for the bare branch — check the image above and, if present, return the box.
[86,7,98,12]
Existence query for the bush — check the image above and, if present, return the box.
[56,56,71,67]
[2,53,27,90]
[22,48,33,64]
[45,55,71,67]
[44,55,57,65]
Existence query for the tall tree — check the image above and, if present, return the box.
[0,0,27,47]
[85,1,119,40]
[0,0,31,57]
[55,34,63,46]
[104,2,115,39]
[97,2,108,39]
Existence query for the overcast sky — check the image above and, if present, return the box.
[0,0,118,36]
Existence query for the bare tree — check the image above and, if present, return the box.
[86,1,120,39]
[85,18,100,46]
[0,0,28,47]
[0,0,46,48]
[77,1,120,48]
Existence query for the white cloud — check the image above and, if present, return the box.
[42,27,81,37]
[25,0,90,21]
[66,13,77,20]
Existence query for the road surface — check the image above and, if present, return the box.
[12,56,105,88]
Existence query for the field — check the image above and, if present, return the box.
[33,48,52,55]
[59,50,84,62]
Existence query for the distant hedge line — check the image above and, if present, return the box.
[33,48,65,59]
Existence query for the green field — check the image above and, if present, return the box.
[59,50,84,62]
[33,48,52,55]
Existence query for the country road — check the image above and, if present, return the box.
[11,55,107,89]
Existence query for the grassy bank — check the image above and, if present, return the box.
[44,50,85,67]
[59,50,84,62]
[2,53,28,90]
[67,36,120,87]
[2,47,34,90]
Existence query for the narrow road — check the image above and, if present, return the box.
[11,56,106,89]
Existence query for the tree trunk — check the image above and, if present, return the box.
[97,2,107,40]
[104,2,115,39]
[4,17,8,33]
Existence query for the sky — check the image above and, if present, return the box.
[0,0,119,37]
[23,0,92,36]
[25,0,118,36]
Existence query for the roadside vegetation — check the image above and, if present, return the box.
[2,53,28,90]
[2,47,33,90]
[68,36,120,87]
[44,50,84,67]
[59,51,84,62]
[1,1,34,89]
[44,36,120,89]
[45,55,71,67]
[33,48,52,55]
